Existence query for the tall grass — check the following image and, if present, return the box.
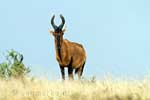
[0,78,150,100]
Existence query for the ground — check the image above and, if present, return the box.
[0,78,150,100]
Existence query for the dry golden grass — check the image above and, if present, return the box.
[0,78,150,100]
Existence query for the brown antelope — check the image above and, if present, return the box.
[49,14,86,80]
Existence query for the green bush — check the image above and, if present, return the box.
[0,49,30,79]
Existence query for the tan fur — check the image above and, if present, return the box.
[56,39,86,68]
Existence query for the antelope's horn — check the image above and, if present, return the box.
[51,15,57,30]
[59,14,65,29]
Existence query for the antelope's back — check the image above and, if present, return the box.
[65,39,86,68]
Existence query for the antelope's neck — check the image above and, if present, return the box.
[55,39,65,62]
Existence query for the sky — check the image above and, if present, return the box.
[0,0,150,80]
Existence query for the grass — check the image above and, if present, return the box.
[0,78,150,100]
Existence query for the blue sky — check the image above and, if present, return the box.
[0,0,150,79]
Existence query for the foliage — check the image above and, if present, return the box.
[0,49,30,79]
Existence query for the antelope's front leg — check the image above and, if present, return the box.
[59,65,65,80]
[68,67,74,80]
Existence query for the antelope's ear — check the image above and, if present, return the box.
[62,26,66,33]
[48,29,54,35]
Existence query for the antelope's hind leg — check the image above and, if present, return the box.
[77,62,85,80]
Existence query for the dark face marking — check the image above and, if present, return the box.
[54,27,64,50]
[56,35,61,49]
[55,31,63,61]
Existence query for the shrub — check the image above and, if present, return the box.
[0,49,30,79]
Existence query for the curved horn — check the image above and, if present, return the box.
[51,15,57,30]
[59,14,65,29]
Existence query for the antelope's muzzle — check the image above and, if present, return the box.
[56,36,61,49]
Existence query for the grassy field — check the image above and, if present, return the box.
[0,78,150,100]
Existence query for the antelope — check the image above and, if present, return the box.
[49,14,86,80]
